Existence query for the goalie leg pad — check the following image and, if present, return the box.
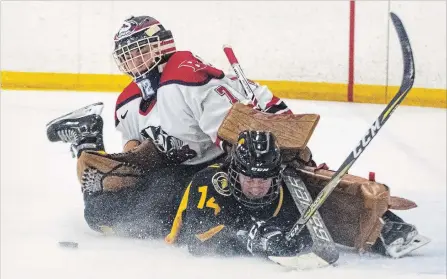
[294,165,417,252]
[217,103,320,150]
[77,151,145,193]
[77,140,171,193]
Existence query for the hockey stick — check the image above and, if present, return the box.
[285,12,415,241]
[223,45,257,104]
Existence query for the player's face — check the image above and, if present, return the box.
[124,44,154,75]
[239,174,273,199]
[118,41,159,77]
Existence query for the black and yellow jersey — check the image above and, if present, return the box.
[165,164,304,256]
[82,162,211,239]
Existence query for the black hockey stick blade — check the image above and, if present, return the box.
[285,12,415,241]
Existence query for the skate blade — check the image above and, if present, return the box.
[386,234,431,258]
[46,102,104,128]
[269,252,331,270]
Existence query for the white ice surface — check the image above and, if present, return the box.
[1,90,445,279]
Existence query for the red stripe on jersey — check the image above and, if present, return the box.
[253,98,258,107]
[273,107,292,115]
[115,82,142,121]
[116,82,141,108]
[265,96,281,109]
[215,137,223,149]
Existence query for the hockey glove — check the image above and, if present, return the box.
[238,221,310,258]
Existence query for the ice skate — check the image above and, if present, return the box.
[46,102,105,157]
[372,211,431,258]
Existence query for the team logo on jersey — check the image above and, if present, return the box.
[141,125,197,163]
[212,172,231,196]
[178,60,208,72]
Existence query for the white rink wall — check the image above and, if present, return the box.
[1,1,446,89]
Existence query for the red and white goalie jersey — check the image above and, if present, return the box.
[114,51,291,165]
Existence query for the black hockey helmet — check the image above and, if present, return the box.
[228,130,283,208]
[112,15,176,81]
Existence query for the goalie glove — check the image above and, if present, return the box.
[238,221,311,258]
[77,140,170,194]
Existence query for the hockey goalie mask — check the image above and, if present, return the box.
[113,16,176,81]
[228,130,283,208]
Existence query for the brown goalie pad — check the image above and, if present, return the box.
[123,140,141,152]
[217,103,320,150]
[294,164,417,252]
[76,140,171,192]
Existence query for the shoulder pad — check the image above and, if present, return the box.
[116,82,141,110]
[159,51,225,86]
[115,82,141,126]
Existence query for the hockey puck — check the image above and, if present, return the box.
[58,241,78,248]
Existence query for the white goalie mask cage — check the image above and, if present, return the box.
[112,16,176,80]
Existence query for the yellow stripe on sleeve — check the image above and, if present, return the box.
[195,224,225,242]
[165,183,191,244]
[273,186,284,217]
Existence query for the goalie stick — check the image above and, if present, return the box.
[223,45,257,104]
[285,12,415,241]
[278,168,339,268]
